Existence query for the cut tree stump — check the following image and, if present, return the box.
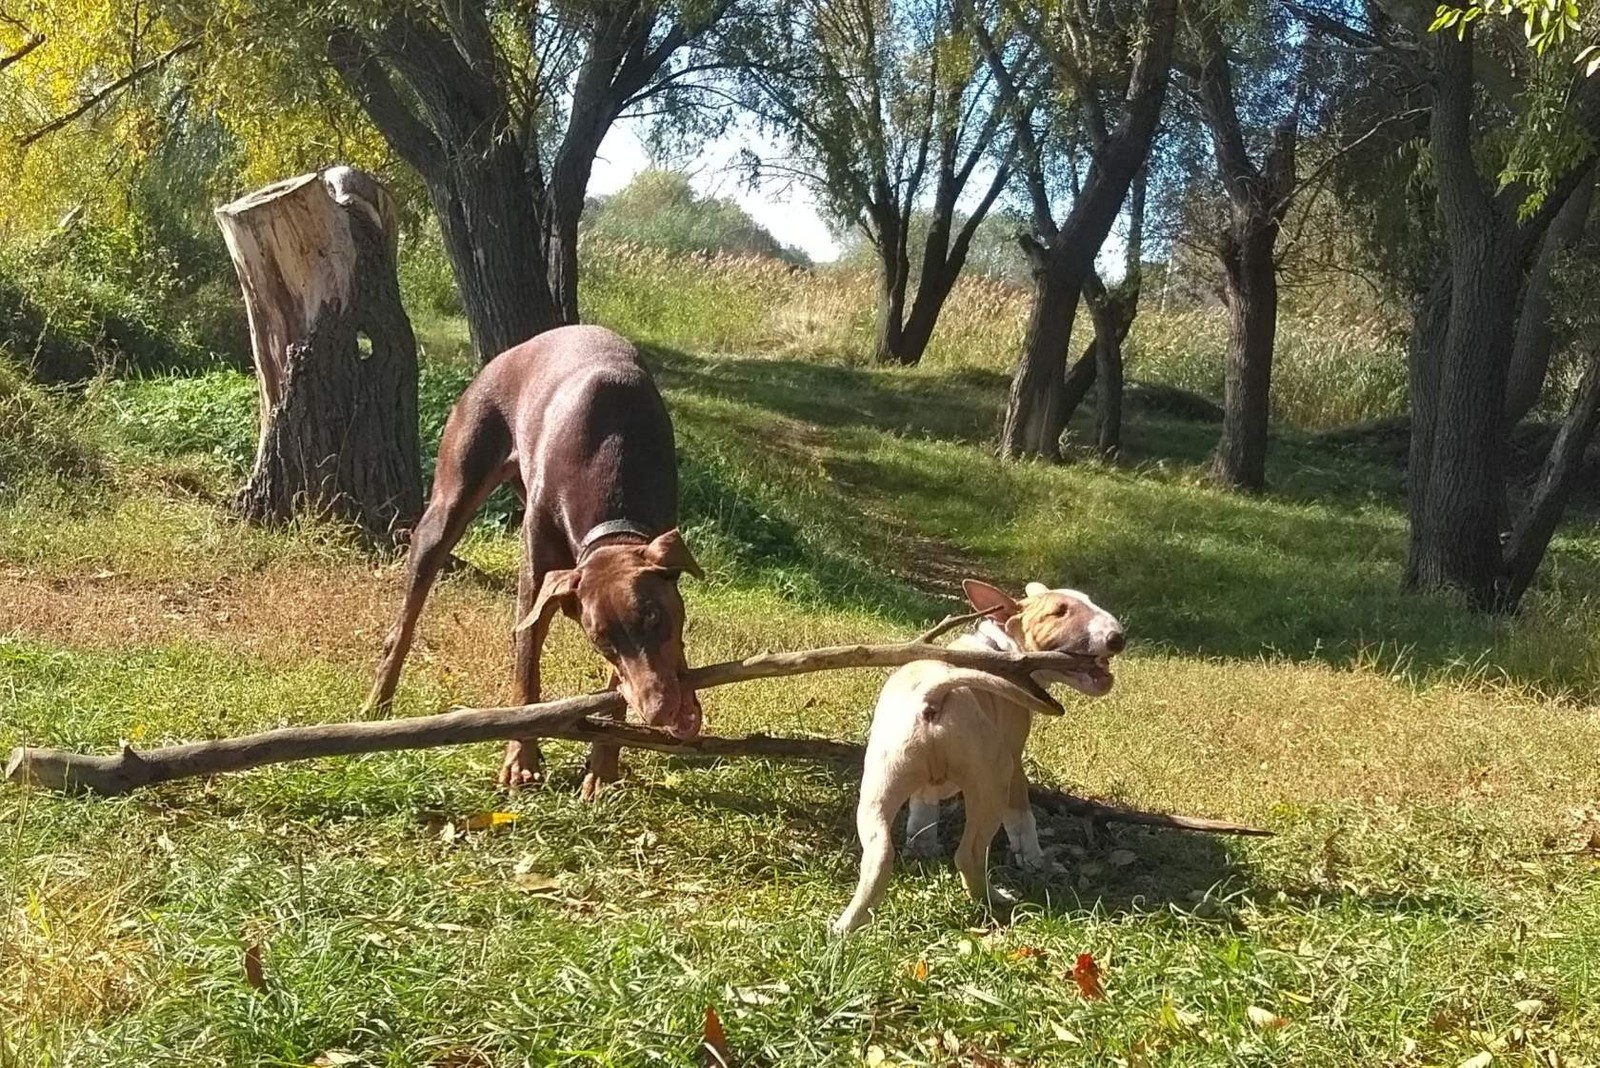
[216,166,421,544]
[4,627,1270,838]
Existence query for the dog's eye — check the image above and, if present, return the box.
[640,605,661,630]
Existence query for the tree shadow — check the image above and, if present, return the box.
[644,345,1600,693]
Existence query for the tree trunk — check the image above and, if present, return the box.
[217,168,422,545]
[1209,228,1278,490]
[873,239,913,365]
[1093,300,1126,456]
[1408,230,1520,607]
[1501,345,1600,608]
[1001,257,1085,458]
[1404,270,1452,587]
[431,152,563,362]
[1505,166,1596,428]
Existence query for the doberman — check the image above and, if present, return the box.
[366,325,703,797]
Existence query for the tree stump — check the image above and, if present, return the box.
[216,166,422,544]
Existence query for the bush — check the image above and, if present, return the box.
[0,353,105,493]
[583,170,809,265]
[0,222,244,382]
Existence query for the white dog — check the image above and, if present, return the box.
[832,578,1123,935]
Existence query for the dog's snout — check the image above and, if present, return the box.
[1104,629,1125,654]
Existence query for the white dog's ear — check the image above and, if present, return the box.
[962,578,1020,621]
[1024,582,1051,598]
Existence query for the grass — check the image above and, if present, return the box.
[4,277,1600,1063]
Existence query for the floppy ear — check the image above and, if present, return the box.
[513,569,581,632]
[962,578,1020,621]
[644,528,704,580]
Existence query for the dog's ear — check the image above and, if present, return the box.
[643,528,704,580]
[514,569,581,632]
[962,578,1020,621]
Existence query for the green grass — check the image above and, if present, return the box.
[4,328,1600,1065]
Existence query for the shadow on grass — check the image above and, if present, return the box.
[643,344,1598,696]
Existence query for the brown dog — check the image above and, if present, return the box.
[365,325,703,796]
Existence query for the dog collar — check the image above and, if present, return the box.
[576,519,654,562]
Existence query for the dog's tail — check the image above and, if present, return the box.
[916,668,1064,721]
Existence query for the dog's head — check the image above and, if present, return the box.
[515,529,704,738]
[962,578,1123,697]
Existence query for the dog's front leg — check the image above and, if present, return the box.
[1002,765,1048,872]
[580,671,625,802]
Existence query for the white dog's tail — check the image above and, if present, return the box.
[916,668,1064,720]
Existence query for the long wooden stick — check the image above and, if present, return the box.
[6,640,1091,796]
[3,635,1268,835]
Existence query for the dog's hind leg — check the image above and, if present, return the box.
[365,410,510,714]
[954,782,1008,913]
[832,771,916,936]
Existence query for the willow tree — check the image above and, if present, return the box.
[1310,0,1600,610]
[314,0,751,361]
[976,0,1179,459]
[737,0,1019,365]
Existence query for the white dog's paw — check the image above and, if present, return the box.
[829,914,862,938]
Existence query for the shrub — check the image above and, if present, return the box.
[0,223,243,382]
[584,170,809,265]
[0,353,105,493]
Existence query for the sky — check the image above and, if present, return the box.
[589,116,1134,276]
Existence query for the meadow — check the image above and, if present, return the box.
[2,244,1598,1066]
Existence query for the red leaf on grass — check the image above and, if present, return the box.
[703,1005,734,1067]
[1072,952,1104,1000]
[243,943,266,991]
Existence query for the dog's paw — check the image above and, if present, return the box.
[829,914,863,937]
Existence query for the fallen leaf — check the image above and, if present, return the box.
[864,1046,886,1067]
[511,872,562,895]
[1513,998,1547,1017]
[731,986,776,1006]
[1072,952,1104,1000]
[243,943,266,991]
[703,1005,733,1068]
[1050,1021,1082,1043]
[1010,945,1047,963]
[911,959,928,981]
[1458,1053,1493,1068]
[309,1053,361,1067]
[462,811,519,832]
[1246,1005,1289,1030]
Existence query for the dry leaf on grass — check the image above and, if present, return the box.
[1072,952,1104,1000]
[703,1005,733,1067]
[910,959,928,981]
[243,943,265,991]
[1245,1005,1290,1030]
[510,872,562,896]
[309,1053,362,1067]
[1458,1053,1493,1068]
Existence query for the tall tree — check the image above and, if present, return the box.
[1188,10,1303,491]
[320,0,743,361]
[737,0,1018,365]
[977,0,1179,460]
[1315,1,1600,610]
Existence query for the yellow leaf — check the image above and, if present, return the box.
[1245,1005,1289,1030]
[462,811,519,831]
[511,872,561,895]
[1513,998,1546,1016]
